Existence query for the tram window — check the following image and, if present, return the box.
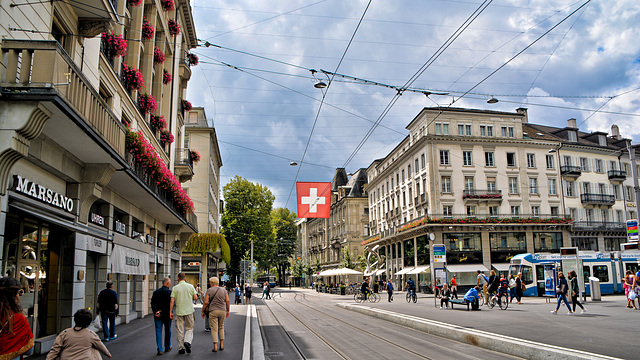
[522,265,534,284]
[592,265,609,282]
[583,266,591,284]
[625,263,639,274]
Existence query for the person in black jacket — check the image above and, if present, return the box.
[151,277,172,355]
[550,271,574,315]
[97,281,119,341]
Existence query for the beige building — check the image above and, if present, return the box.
[0,0,199,352]
[181,107,224,286]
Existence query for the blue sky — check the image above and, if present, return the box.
[186,0,640,213]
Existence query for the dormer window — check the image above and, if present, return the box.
[598,135,607,146]
[568,131,577,142]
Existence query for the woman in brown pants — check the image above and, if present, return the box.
[202,277,231,352]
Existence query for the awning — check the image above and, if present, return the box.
[394,267,414,276]
[407,265,430,274]
[492,263,510,272]
[109,244,150,275]
[445,264,489,273]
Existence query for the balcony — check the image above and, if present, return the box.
[580,193,615,206]
[608,170,627,182]
[561,165,582,177]
[463,189,503,201]
[174,148,195,182]
[573,221,625,231]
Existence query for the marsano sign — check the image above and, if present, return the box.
[13,175,74,213]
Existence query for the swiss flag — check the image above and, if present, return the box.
[296,182,331,218]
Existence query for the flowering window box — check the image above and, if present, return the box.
[168,19,180,35]
[141,18,155,40]
[121,62,144,91]
[138,93,158,115]
[101,32,127,60]
[160,0,174,11]
[154,47,165,65]
[162,69,172,84]
[187,53,199,66]
[190,149,201,163]
[150,115,167,132]
[160,129,174,144]
[128,0,142,6]
[181,99,192,112]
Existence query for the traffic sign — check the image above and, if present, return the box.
[433,244,446,263]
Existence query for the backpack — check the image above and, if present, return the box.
[483,275,489,283]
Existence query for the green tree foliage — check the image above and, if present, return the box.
[221,176,275,277]
[340,247,356,269]
[184,233,230,264]
[269,207,297,286]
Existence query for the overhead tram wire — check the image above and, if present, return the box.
[576,87,640,128]
[217,140,334,169]
[284,0,373,210]
[341,0,494,169]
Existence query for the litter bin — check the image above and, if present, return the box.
[589,276,601,301]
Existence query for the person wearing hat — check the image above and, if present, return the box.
[450,274,458,299]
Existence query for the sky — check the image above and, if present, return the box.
[186,0,640,214]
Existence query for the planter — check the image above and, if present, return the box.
[340,288,346,295]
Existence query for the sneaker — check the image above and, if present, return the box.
[550,310,557,314]
[567,311,574,315]
[157,351,163,356]
[204,328,210,332]
[110,334,118,340]
[580,309,586,314]
[178,349,185,354]
[104,338,110,342]
[440,306,443,309]
[446,306,449,309]
[184,342,191,354]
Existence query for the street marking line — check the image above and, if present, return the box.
[242,305,251,360]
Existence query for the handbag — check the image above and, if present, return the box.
[629,291,637,301]
[521,283,526,291]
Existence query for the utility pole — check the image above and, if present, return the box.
[250,238,254,287]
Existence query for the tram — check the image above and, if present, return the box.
[257,274,277,287]
[508,247,640,296]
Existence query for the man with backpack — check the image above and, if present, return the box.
[477,270,489,303]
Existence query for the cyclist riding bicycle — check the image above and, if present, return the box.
[406,277,416,296]
[497,273,509,305]
[360,277,371,300]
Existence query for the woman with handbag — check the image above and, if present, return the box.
[551,271,574,315]
[0,277,34,360]
[624,270,636,309]
[201,277,230,352]
[515,273,523,304]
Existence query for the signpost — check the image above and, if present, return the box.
[431,243,446,308]
[627,219,638,242]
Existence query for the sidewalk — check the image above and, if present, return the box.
[28,304,258,360]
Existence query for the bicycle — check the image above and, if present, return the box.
[368,292,380,303]
[487,291,509,310]
[406,289,417,303]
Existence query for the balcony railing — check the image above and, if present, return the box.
[608,170,627,181]
[580,193,615,205]
[561,165,582,176]
[174,148,195,182]
[463,189,503,200]
[573,221,625,230]
[1,40,125,156]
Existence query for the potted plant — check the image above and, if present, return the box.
[160,129,174,144]
[101,32,127,60]
[190,149,200,163]
[128,0,142,6]
[121,62,144,91]
[187,53,199,66]
[168,19,180,36]
[149,114,167,132]
[162,69,172,84]
[153,46,165,65]
[160,0,174,11]
[340,284,346,295]
[141,17,154,40]
[181,99,192,112]
[137,93,157,115]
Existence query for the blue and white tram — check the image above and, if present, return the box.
[509,250,640,297]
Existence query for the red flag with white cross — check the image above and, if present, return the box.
[296,182,331,218]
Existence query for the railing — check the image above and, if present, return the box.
[463,189,503,199]
[608,170,627,180]
[561,165,582,176]
[1,40,126,156]
[580,193,615,205]
[175,148,194,168]
[572,221,625,230]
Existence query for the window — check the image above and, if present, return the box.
[416,182,420,196]
[598,135,607,146]
[609,160,617,171]
[598,183,606,195]
[436,123,442,135]
[502,126,507,137]
[506,153,516,167]
[458,124,465,136]
[509,177,519,194]
[605,238,624,252]
[568,131,577,142]
[487,126,493,136]
[550,206,559,216]
[563,155,572,166]
[572,237,598,251]
[463,151,473,166]
[508,127,514,137]
[595,159,603,173]
[441,176,451,193]
[464,176,474,191]
[580,157,589,172]
[402,191,406,207]
[534,232,563,252]
[485,152,494,167]
[626,186,634,201]
[480,125,486,136]
[396,174,399,185]
[510,206,520,216]
[613,185,621,200]
[527,153,536,168]
[421,154,425,169]
[490,232,526,251]
[443,205,453,217]
[414,160,418,173]
[440,150,450,165]
[489,205,499,217]
[466,205,476,216]
[565,181,575,197]
[402,170,405,182]
[532,206,540,216]
[529,178,538,194]
[548,178,557,195]
[546,155,554,169]
[466,124,472,135]
[582,182,590,195]
[487,178,496,191]
[391,177,394,188]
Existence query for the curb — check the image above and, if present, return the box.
[337,303,621,360]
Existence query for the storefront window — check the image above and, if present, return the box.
[416,236,429,265]
[444,232,482,264]
[533,232,563,253]
[404,239,414,267]
[604,238,625,251]
[571,237,598,251]
[490,232,526,263]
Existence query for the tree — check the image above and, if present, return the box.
[269,207,297,286]
[340,247,356,269]
[221,176,275,278]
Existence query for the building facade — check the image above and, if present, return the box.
[0,0,199,352]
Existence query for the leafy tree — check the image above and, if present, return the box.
[221,176,275,278]
[269,207,297,286]
[340,247,356,269]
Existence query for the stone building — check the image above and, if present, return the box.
[0,0,199,352]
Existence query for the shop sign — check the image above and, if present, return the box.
[146,234,155,245]
[13,175,74,213]
[628,219,639,242]
[110,245,149,275]
[115,220,127,234]
[157,253,164,264]
[157,241,164,249]
[86,237,107,254]
[90,213,105,226]
[171,244,179,253]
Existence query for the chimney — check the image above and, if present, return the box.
[516,108,528,123]
[567,118,577,128]
[611,124,621,139]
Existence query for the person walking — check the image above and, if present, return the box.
[476,270,488,303]
[551,271,574,315]
[624,270,636,309]
[244,284,252,305]
[487,270,499,299]
[97,281,119,342]
[151,277,173,355]
[201,277,230,352]
[46,308,112,359]
[568,270,586,314]
[386,279,394,302]
[234,284,242,305]
[0,277,34,359]
[515,273,524,304]
[194,283,203,305]
[261,282,267,299]
[508,275,517,302]
[170,272,197,354]
[440,283,451,309]
[450,275,458,299]
[265,282,271,300]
